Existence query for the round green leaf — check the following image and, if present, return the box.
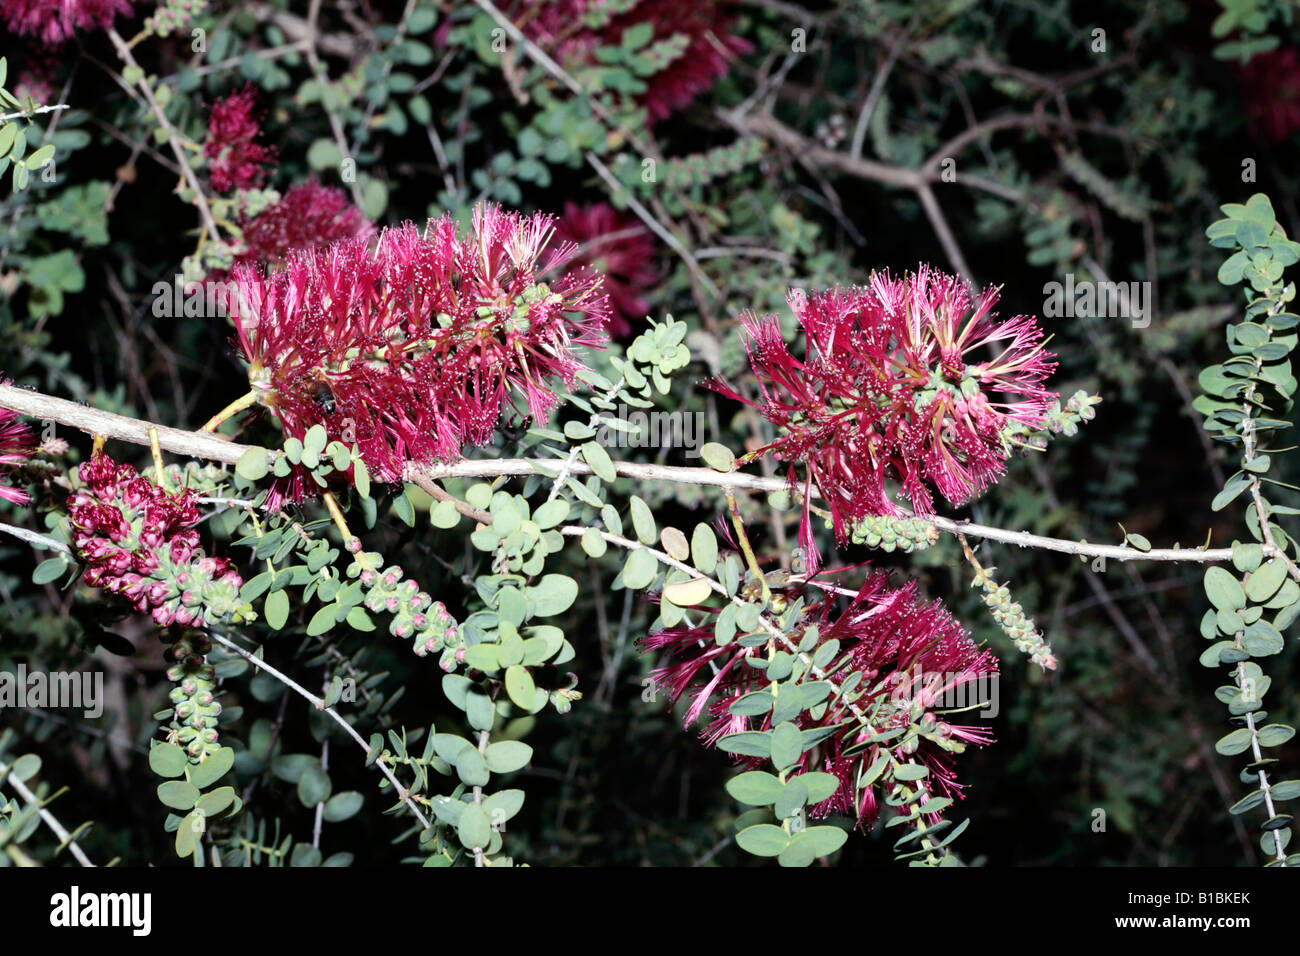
[778,832,818,867]
[297,764,333,806]
[157,780,201,811]
[724,770,784,806]
[1246,560,1288,603]
[484,740,533,774]
[1233,543,1264,573]
[533,499,570,530]
[31,558,66,585]
[1216,728,1254,755]
[1257,724,1296,748]
[195,786,237,818]
[235,447,269,481]
[189,746,234,789]
[455,747,490,787]
[629,495,656,545]
[264,589,290,630]
[691,524,718,575]
[718,731,771,758]
[581,441,617,482]
[430,498,461,529]
[527,574,578,616]
[322,791,364,822]
[796,771,841,804]
[581,526,607,557]
[504,664,537,710]
[457,804,492,849]
[622,548,658,590]
[700,442,735,473]
[1205,566,1246,611]
[804,825,849,857]
[769,721,802,772]
[148,742,188,779]
[736,823,789,857]
[1269,780,1300,801]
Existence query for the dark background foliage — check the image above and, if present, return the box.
[1,0,1298,866]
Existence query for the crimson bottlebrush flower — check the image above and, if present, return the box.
[231,180,372,270]
[228,203,611,486]
[513,0,750,122]
[643,572,999,827]
[0,0,133,44]
[1238,48,1300,141]
[12,55,57,103]
[551,201,656,337]
[204,84,276,193]
[67,454,247,628]
[0,403,35,505]
[714,267,1058,560]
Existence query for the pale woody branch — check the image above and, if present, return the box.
[0,382,1249,567]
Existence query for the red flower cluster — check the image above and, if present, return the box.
[551,201,656,337]
[232,180,372,270]
[1238,48,1300,141]
[643,573,999,827]
[204,85,276,193]
[0,0,133,45]
[716,267,1058,556]
[228,203,611,483]
[67,455,247,628]
[514,0,750,122]
[0,403,35,505]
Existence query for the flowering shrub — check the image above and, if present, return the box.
[715,269,1061,558]
[228,204,610,484]
[204,85,276,193]
[646,572,1000,830]
[2,0,1299,882]
[513,0,750,122]
[551,201,656,336]
[0,403,34,504]
[229,180,371,271]
[0,0,134,45]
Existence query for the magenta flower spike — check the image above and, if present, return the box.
[228,203,611,488]
[551,201,657,337]
[232,180,372,271]
[713,267,1058,557]
[1,0,134,44]
[643,572,999,827]
[512,0,751,123]
[0,403,35,505]
[204,84,276,193]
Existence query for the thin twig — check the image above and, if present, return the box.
[107,29,219,240]
[0,382,1259,567]
[0,758,96,866]
[207,631,432,830]
[585,151,720,300]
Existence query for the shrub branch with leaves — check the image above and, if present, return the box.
[2,0,1298,871]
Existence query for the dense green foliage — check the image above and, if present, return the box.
[2,0,1299,867]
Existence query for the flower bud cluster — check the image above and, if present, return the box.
[846,515,940,552]
[1043,389,1100,437]
[662,137,765,190]
[164,631,222,761]
[159,461,233,497]
[1004,389,1101,452]
[144,0,207,36]
[344,537,459,663]
[971,567,1057,670]
[66,455,253,629]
